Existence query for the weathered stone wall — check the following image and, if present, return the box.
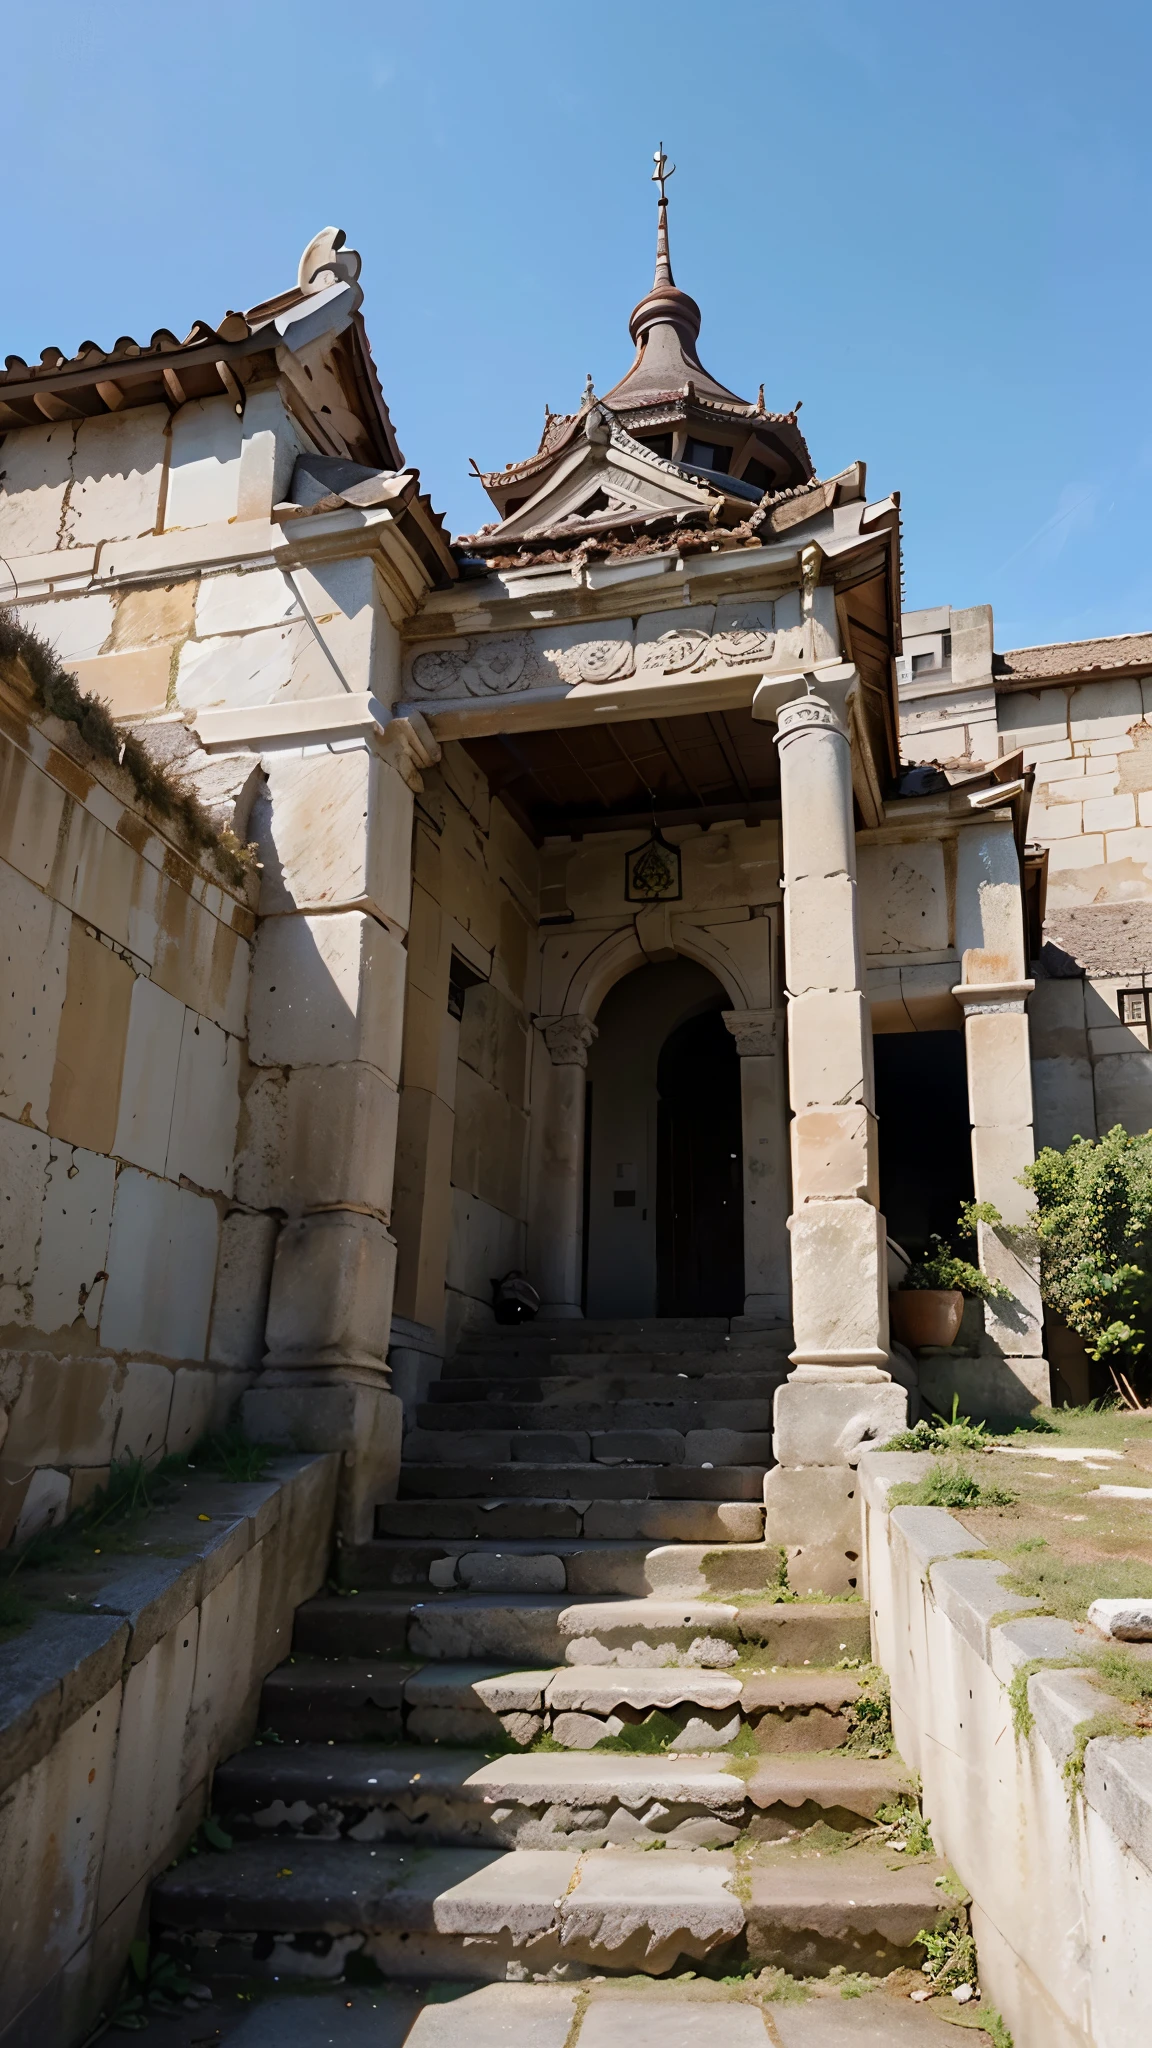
[0,1451,338,2048]
[390,742,540,1349]
[862,1449,1152,2048]
[1000,678,1152,1148]
[0,672,265,1545]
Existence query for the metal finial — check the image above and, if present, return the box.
[582,372,596,409]
[651,144,676,202]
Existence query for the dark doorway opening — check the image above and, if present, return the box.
[656,1008,745,1315]
[873,1031,974,1256]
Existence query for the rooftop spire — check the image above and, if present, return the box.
[651,144,676,288]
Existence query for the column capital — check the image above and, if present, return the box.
[535,1012,598,1067]
[751,662,859,738]
[723,1008,779,1056]
[951,979,1035,1015]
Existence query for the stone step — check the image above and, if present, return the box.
[293,1590,872,1667]
[416,1400,775,1433]
[340,1536,793,1599]
[127,1977,1009,2046]
[745,1838,959,1978]
[374,1499,766,1544]
[213,1743,915,1849]
[151,1839,752,1978]
[424,1368,778,1400]
[258,1657,864,1753]
[447,1344,790,1377]
[401,1429,775,1469]
[396,1464,767,1502]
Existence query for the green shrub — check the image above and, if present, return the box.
[1023,1126,1152,1390]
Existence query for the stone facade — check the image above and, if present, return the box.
[9,210,1152,1564]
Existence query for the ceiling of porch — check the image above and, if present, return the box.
[462,703,782,841]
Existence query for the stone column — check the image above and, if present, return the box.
[527,1013,597,1319]
[952,815,1046,1409]
[722,1009,791,1322]
[239,713,426,1542]
[752,666,907,1593]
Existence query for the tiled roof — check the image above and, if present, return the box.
[994,632,1152,685]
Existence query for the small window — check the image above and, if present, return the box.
[637,433,673,459]
[684,438,731,473]
[743,458,773,491]
[503,497,526,515]
[448,951,486,1020]
[1119,989,1151,1030]
[911,651,936,675]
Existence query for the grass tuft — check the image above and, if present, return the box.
[889,1456,1016,1510]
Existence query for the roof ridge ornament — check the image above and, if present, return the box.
[298,227,362,296]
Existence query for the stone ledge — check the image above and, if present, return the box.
[0,1453,336,1799]
[860,1448,1152,1882]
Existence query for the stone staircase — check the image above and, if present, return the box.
[147,1320,970,2015]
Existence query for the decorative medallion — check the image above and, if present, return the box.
[625,826,682,903]
[655,626,711,674]
[556,638,635,686]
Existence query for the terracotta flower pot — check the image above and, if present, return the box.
[890,1288,964,1351]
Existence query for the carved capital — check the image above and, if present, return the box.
[723,1008,778,1056]
[752,661,859,740]
[536,1013,598,1067]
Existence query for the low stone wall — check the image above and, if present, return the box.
[861,1449,1152,2048]
[0,1450,338,2048]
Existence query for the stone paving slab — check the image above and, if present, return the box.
[407,1982,579,2047]
[578,1995,772,2045]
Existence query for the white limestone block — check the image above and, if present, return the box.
[787,989,872,1111]
[12,1465,73,1544]
[965,1011,1033,1129]
[112,977,185,1174]
[195,566,296,638]
[255,747,414,931]
[14,589,118,662]
[110,1359,174,1466]
[165,395,243,529]
[970,1125,1036,1224]
[431,1847,581,1939]
[100,1170,219,1362]
[1093,1052,1152,1136]
[97,1612,199,1919]
[166,1367,219,1455]
[206,1210,278,1371]
[31,1143,116,1334]
[784,874,862,993]
[773,1381,907,1466]
[0,860,70,1128]
[977,1219,1044,1358]
[166,1010,240,1195]
[176,618,317,714]
[248,911,407,1080]
[789,1199,888,1364]
[1088,1598,1152,1640]
[263,1211,396,1370]
[0,1120,50,1318]
[0,740,69,894]
[858,841,948,954]
[69,406,167,543]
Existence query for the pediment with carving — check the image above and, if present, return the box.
[403,594,805,705]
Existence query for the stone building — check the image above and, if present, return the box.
[0,190,1062,1557]
[6,176,1152,2048]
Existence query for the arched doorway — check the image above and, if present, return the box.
[583,959,744,1318]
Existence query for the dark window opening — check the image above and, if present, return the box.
[684,438,731,473]
[637,433,673,459]
[743,458,773,491]
[579,488,611,517]
[448,951,486,1020]
[873,1032,974,1257]
[503,496,526,515]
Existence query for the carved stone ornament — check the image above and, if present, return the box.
[555,638,635,686]
[775,692,847,740]
[723,1009,778,1056]
[537,1013,599,1067]
[409,637,534,698]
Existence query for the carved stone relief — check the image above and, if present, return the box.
[404,594,798,703]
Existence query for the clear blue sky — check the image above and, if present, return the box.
[5,1,1150,651]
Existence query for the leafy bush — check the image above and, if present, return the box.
[901,1202,1010,1300]
[1023,1126,1152,1389]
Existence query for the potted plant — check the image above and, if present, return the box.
[890,1203,1009,1351]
